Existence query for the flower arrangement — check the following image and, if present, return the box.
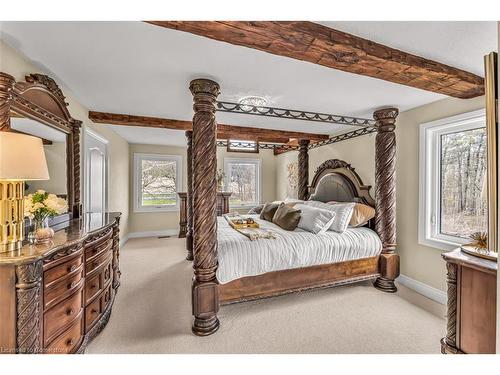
[24,190,68,243]
[468,231,488,251]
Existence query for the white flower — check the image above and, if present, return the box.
[36,189,46,194]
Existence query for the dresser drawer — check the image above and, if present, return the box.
[44,288,83,345]
[85,227,113,250]
[86,250,112,275]
[45,253,83,287]
[85,238,112,263]
[44,265,84,310]
[85,295,102,329]
[85,271,101,305]
[45,312,83,354]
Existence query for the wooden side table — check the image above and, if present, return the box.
[178,192,232,238]
[441,248,497,354]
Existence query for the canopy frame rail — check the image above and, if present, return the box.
[216,101,376,127]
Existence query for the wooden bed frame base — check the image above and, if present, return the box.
[219,256,380,304]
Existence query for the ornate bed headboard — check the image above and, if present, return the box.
[309,159,375,208]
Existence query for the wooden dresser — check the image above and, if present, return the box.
[178,192,231,237]
[0,212,121,354]
[441,248,497,354]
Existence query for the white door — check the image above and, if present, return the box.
[84,129,108,214]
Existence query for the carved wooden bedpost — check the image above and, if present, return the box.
[0,72,15,131]
[189,79,220,336]
[185,130,194,261]
[298,139,310,200]
[372,107,400,293]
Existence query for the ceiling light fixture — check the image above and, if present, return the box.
[238,96,268,110]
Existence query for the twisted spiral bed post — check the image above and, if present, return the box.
[189,78,220,336]
[185,130,194,261]
[298,139,310,200]
[372,107,400,293]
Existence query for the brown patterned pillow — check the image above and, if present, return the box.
[260,202,281,222]
[272,203,301,231]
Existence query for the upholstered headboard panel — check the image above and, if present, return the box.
[308,159,375,208]
[309,173,358,203]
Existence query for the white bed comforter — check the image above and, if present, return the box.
[216,214,382,284]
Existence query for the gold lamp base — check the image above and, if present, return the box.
[0,180,25,252]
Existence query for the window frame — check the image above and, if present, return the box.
[418,109,486,251]
[224,157,262,209]
[133,153,183,213]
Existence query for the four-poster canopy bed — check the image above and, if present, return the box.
[186,78,399,336]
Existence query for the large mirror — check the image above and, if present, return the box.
[10,115,68,199]
[0,72,82,218]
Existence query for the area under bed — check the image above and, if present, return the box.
[216,214,382,284]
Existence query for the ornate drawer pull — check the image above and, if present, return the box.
[67,264,77,273]
[90,284,97,290]
[93,261,99,268]
[66,338,74,346]
[68,281,77,289]
[66,308,74,316]
[91,308,98,314]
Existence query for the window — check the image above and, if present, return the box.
[224,158,261,208]
[133,153,182,212]
[419,109,488,250]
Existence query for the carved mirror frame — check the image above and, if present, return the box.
[0,72,82,217]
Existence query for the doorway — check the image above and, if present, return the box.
[84,128,109,214]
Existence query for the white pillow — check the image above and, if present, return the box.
[305,201,355,233]
[295,204,336,234]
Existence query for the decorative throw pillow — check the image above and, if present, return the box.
[260,202,280,222]
[294,204,336,234]
[305,200,355,233]
[248,204,264,215]
[327,201,375,227]
[272,203,302,231]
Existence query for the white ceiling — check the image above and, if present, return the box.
[0,21,496,146]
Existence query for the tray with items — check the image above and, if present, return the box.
[224,214,260,229]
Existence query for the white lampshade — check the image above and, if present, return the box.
[0,131,49,180]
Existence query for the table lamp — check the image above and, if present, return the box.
[0,131,49,251]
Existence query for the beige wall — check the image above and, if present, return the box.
[0,40,130,236]
[278,95,485,292]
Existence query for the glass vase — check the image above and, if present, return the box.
[28,217,54,244]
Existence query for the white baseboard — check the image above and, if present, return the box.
[120,229,179,247]
[396,274,447,305]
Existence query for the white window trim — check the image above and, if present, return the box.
[418,109,486,251]
[133,153,183,213]
[224,157,261,209]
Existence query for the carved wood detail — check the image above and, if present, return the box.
[0,72,15,131]
[372,107,399,293]
[298,139,310,200]
[112,220,121,290]
[15,261,43,353]
[25,73,67,105]
[186,130,194,261]
[309,158,375,208]
[444,262,458,349]
[190,78,220,336]
[42,244,83,264]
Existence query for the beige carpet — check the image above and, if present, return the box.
[86,237,445,354]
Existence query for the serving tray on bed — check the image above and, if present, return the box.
[224,214,260,229]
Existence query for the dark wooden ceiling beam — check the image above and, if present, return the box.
[147,21,484,99]
[88,111,329,143]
